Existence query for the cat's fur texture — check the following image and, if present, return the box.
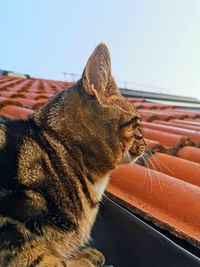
[0,44,145,266]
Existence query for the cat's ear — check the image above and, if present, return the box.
[82,43,112,97]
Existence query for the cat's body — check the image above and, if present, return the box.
[0,44,145,266]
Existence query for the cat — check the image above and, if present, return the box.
[0,44,145,267]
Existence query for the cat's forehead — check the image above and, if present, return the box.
[109,94,137,115]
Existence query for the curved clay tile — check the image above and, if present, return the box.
[127,97,145,103]
[174,119,200,127]
[5,98,37,108]
[177,146,200,164]
[0,97,9,103]
[48,81,64,92]
[0,77,14,83]
[0,78,22,89]
[131,102,145,109]
[133,102,174,110]
[144,138,166,153]
[26,80,40,93]
[153,120,200,132]
[107,163,200,247]
[138,110,162,121]
[147,152,200,186]
[16,92,41,99]
[5,79,31,92]
[0,105,33,119]
[142,127,192,152]
[0,92,15,98]
[35,93,54,100]
[173,108,200,118]
[138,109,175,121]
[142,121,200,143]
[33,99,48,110]
[162,110,189,119]
[40,80,58,93]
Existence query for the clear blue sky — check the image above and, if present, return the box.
[1,0,200,98]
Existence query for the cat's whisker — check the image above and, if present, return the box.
[147,156,163,194]
[150,152,174,177]
[127,151,132,164]
[145,160,153,195]
[141,151,154,195]
[144,152,162,195]
[144,151,163,192]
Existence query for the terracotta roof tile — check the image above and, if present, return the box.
[25,79,41,92]
[174,108,200,118]
[133,102,175,109]
[138,109,175,121]
[144,138,166,153]
[142,121,200,143]
[0,78,22,89]
[173,119,200,127]
[0,105,33,119]
[107,163,200,247]
[142,127,192,152]
[163,109,190,119]
[153,120,200,131]
[147,152,200,186]
[177,146,200,164]
[127,97,145,102]
[0,97,48,109]
[0,91,17,98]
[0,77,14,83]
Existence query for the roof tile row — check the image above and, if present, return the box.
[107,163,200,247]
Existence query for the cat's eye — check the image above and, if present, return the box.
[120,115,140,129]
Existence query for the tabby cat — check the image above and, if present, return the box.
[0,44,145,266]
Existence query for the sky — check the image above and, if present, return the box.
[1,0,200,99]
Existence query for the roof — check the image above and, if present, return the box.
[121,88,200,106]
[0,75,200,249]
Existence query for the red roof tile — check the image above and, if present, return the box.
[142,121,200,143]
[107,163,200,247]
[144,138,165,153]
[173,119,200,127]
[142,127,192,152]
[0,97,48,109]
[0,105,33,119]
[138,109,175,121]
[0,78,22,89]
[127,97,145,102]
[177,146,200,164]
[153,120,200,131]
[174,108,200,118]
[133,102,175,110]
[147,152,200,187]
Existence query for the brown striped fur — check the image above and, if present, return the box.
[0,44,145,266]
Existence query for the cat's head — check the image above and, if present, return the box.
[32,44,145,174]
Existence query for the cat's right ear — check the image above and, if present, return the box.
[82,43,112,98]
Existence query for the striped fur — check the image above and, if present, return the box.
[0,44,145,266]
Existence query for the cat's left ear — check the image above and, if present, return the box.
[82,43,112,98]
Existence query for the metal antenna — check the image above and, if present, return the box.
[63,72,67,81]
[63,73,79,82]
